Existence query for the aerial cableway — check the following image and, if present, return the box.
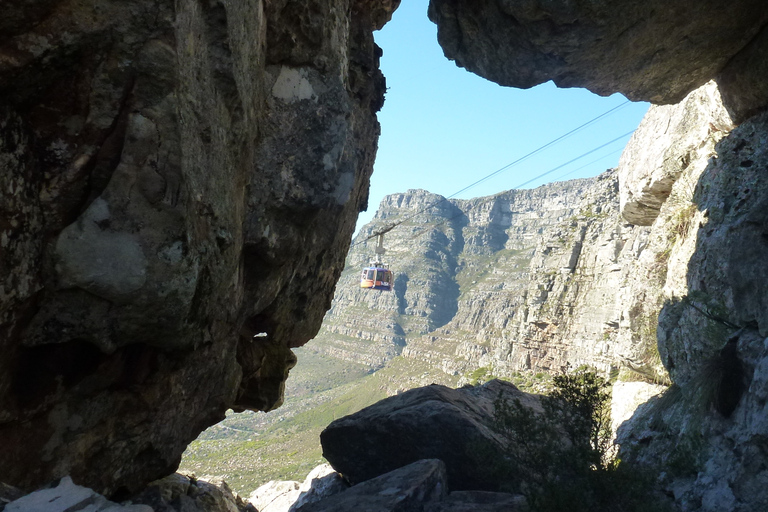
[356,99,637,293]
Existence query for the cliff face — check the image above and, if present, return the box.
[619,108,768,512]
[314,79,768,509]
[0,0,398,494]
[312,172,636,377]
[420,5,768,508]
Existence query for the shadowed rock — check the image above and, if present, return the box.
[297,459,448,512]
[320,380,541,492]
[0,0,398,495]
[428,0,768,110]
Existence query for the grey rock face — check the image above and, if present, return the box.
[0,0,396,495]
[320,380,541,492]
[247,464,347,512]
[5,476,152,512]
[132,473,253,512]
[615,110,768,511]
[424,491,527,512]
[297,459,448,512]
[312,176,637,378]
[619,82,734,226]
[427,0,768,108]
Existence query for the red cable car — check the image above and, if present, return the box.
[360,231,394,291]
[360,265,393,291]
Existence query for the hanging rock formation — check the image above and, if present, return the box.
[0,0,398,496]
[427,0,768,118]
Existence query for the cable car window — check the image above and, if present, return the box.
[366,269,375,280]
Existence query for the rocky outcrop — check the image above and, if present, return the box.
[619,82,734,226]
[617,110,768,512]
[248,464,347,512]
[4,473,254,512]
[298,459,448,512]
[0,0,397,495]
[427,0,768,116]
[320,380,541,492]
[4,476,152,512]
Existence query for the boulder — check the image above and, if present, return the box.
[320,379,541,491]
[247,463,347,512]
[249,481,301,512]
[424,491,527,512]
[297,459,448,512]
[291,464,348,511]
[4,476,152,512]
[130,473,253,512]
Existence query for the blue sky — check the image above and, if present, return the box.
[356,0,650,233]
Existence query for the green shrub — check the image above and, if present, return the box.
[493,367,674,512]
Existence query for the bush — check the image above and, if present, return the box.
[493,367,674,512]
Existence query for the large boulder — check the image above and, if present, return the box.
[4,476,152,512]
[0,0,398,495]
[296,459,448,512]
[320,380,541,492]
[247,464,347,512]
[424,491,527,512]
[427,0,768,113]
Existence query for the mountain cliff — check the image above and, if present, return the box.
[311,79,768,510]
[311,171,644,378]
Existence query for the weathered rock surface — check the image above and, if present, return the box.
[247,464,347,512]
[4,476,152,512]
[3,473,254,512]
[617,110,768,512]
[320,379,541,492]
[296,459,448,512]
[619,81,734,226]
[131,473,253,512]
[424,491,527,512]
[0,0,397,496]
[249,480,301,512]
[427,0,768,110]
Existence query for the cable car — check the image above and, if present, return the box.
[360,230,394,291]
[360,265,393,291]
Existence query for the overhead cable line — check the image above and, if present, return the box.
[402,130,635,245]
[355,99,632,246]
[443,100,630,199]
[504,129,634,190]
[552,147,624,182]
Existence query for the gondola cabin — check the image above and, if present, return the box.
[360,266,393,291]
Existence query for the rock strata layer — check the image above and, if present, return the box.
[0,0,397,495]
